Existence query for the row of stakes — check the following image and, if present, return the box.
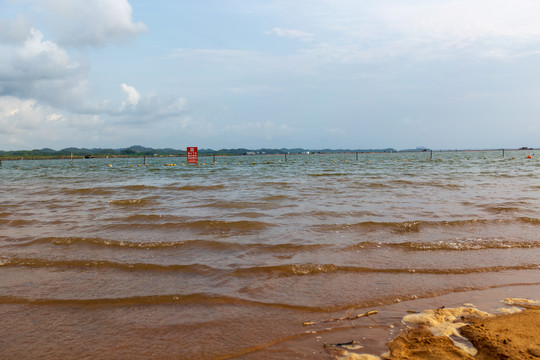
[2,155,539,170]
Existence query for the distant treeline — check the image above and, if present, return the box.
[0,145,406,159]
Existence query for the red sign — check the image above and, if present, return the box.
[187,147,198,164]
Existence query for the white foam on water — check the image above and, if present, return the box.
[402,307,494,356]
[502,297,540,306]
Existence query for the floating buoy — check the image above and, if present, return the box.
[108,164,112,167]
[527,155,533,159]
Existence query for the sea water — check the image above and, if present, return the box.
[0,151,539,359]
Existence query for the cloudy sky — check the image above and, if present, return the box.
[2,0,540,150]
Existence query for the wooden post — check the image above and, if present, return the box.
[71,153,73,167]
[430,150,433,160]
[356,152,358,160]
[213,154,216,163]
[502,149,505,158]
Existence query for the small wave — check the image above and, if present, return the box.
[361,183,390,189]
[479,203,524,214]
[349,239,540,251]
[120,184,158,191]
[519,217,540,224]
[63,188,113,196]
[19,237,323,253]
[21,237,188,249]
[388,179,415,186]
[0,293,332,312]
[191,220,269,231]
[317,220,425,233]
[121,214,183,222]
[421,181,462,189]
[308,173,349,177]
[259,181,294,188]
[107,198,154,206]
[102,219,271,235]
[195,200,286,210]
[316,219,516,234]
[196,201,266,209]
[231,263,540,277]
[162,184,226,191]
[261,195,298,202]
[0,256,216,273]
[0,219,37,227]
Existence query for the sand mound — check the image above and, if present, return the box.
[333,299,540,360]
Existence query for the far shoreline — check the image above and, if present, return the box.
[0,147,537,161]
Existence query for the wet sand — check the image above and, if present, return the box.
[332,299,540,360]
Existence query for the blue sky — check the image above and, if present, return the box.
[2,0,540,150]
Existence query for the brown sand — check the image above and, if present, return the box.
[334,305,540,360]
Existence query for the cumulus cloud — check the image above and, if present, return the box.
[114,83,188,124]
[120,83,140,109]
[38,0,147,47]
[0,28,87,106]
[0,15,32,43]
[0,96,62,139]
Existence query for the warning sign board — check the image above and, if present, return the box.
[187,147,198,164]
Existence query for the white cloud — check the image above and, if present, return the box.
[252,0,540,62]
[265,28,314,41]
[37,0,147,47]
[0,15,31,43]
[120,83,140,109]
[15,28,77,74]
[0,96,61,138]
[0,28,87,106]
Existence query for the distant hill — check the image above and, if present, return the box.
[0,146,401,158]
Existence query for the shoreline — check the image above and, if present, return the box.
[242,284,540,359]
[333,294,540,360]
[334,303,540,360]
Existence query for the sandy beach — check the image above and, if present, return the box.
[332,299,540,360]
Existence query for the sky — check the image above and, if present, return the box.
[2,0,540,151]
